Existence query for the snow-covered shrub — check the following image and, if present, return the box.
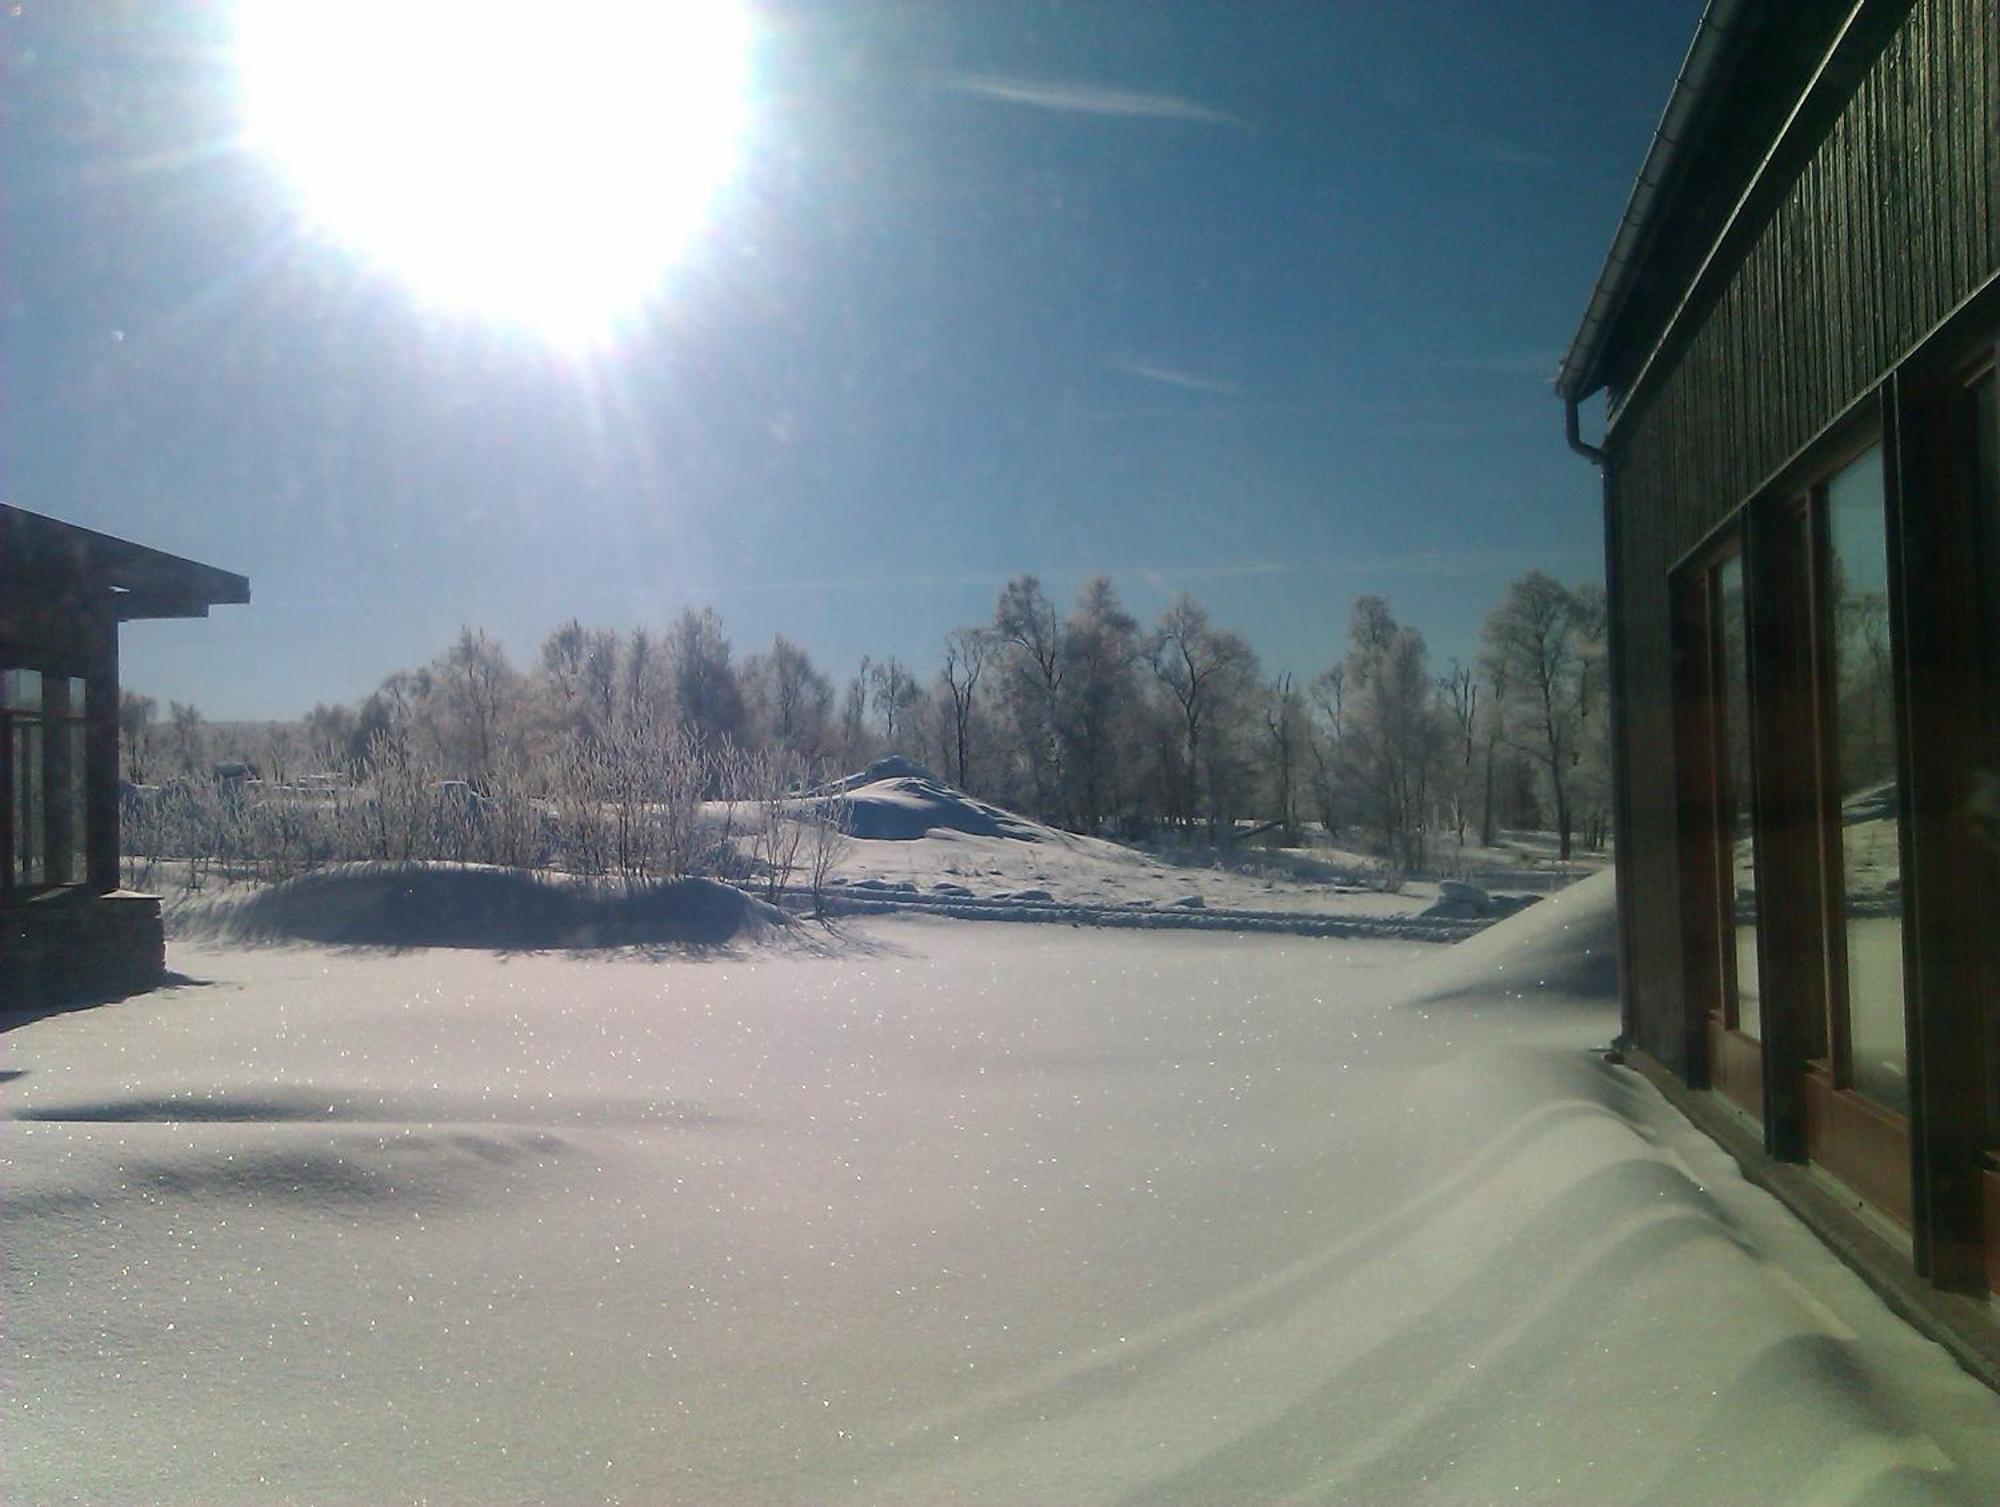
[804,784,854,917]
[746,747,806,902]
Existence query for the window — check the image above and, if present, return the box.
[1715,554,1762,1042]
[5,668,45,888]
[1972,366,1999,1147]
[1810,446,1906,1115]
[1677,537,1766,1117]
[2,667,88,892]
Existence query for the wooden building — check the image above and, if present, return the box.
[1560,0,1997,1316]
[1,506,248,1004]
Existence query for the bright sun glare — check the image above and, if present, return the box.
[236,0,752,342]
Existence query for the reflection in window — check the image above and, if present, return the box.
[1822,447,1906,1114]
[1717,556,1760,1039]
[2,668,89,891]
[67,712,88,885]
[1974,371,1997,1144]
[5,669,46,888]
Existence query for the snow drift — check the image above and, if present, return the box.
[179,863,787,950]
[1412,865,1620,1001]
[6,866,1996,1504]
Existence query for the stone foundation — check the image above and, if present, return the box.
[1,889,165,1008]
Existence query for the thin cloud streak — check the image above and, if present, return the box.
[1432,132,1556,171]
[1438,348,1566,377]
[1109,356,1239,395]
[947,73,1245,127]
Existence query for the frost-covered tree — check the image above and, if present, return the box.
[741,634,832,760]
[993,575,1066,819]
[167,700,206,776]
[1567,583,1613,852]
[536,618,620,744]
[540,619,591,713]
[1480,571,1598,860]
[434,627,519,786]
[868,655,922,750]
[667,606,746,753]
[622,626,667,730]
[1057,576,1140,833]
[1303,664,1347,838]
[1147,593,1261,837]
[1439,660,1480,848]
[834,665,872,772]
[118,690,158,783]
[1337,597,1447,870]
[1264,673,1309,846]
[300,702,356,775]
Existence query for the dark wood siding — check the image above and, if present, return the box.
[1607,0,1999,1070]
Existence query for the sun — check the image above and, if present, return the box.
[235,0,753,342]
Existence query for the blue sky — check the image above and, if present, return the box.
[3,2,1701,720]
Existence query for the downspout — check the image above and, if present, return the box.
[1564,394,1605,467]
[1566,394,1634,1056]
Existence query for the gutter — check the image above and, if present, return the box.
[1556,0,1754,404]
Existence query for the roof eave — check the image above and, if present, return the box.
[1556,0,1757,404]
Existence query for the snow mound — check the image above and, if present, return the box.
[1415,866,1618,1002]
[809,754,939,795]
[1420,880,1541,921]
[184,864,787,950]
[842,775,1051,843]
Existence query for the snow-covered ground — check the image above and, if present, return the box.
[790,768,1603,932]
[6,873,1996,1505]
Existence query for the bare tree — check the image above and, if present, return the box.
[803,785,853,918]
[1481,571,1591,860]
[740,747,805,901]
[1264,674,1308,846]
[1303,663,1347,838]
[1439,660,1479,848]
[868,655,922,749]
[939,627,989,791]
[1057,576,1140,833]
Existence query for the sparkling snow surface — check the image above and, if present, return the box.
[6,873,1997,1504]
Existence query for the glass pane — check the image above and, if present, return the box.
[12,719,44,886]
[1825,446,1906,1114]
[1974,372,1998,1144]
[68,719,89,885]
[3,668,42,713]
[1717,556,1760,1038]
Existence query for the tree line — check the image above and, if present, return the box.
[124,568,1611,873]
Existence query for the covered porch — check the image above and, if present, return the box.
[1,505,248,1004]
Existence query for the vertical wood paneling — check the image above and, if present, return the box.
[1616,0,1996,573]
[1607,0,1998,1072]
